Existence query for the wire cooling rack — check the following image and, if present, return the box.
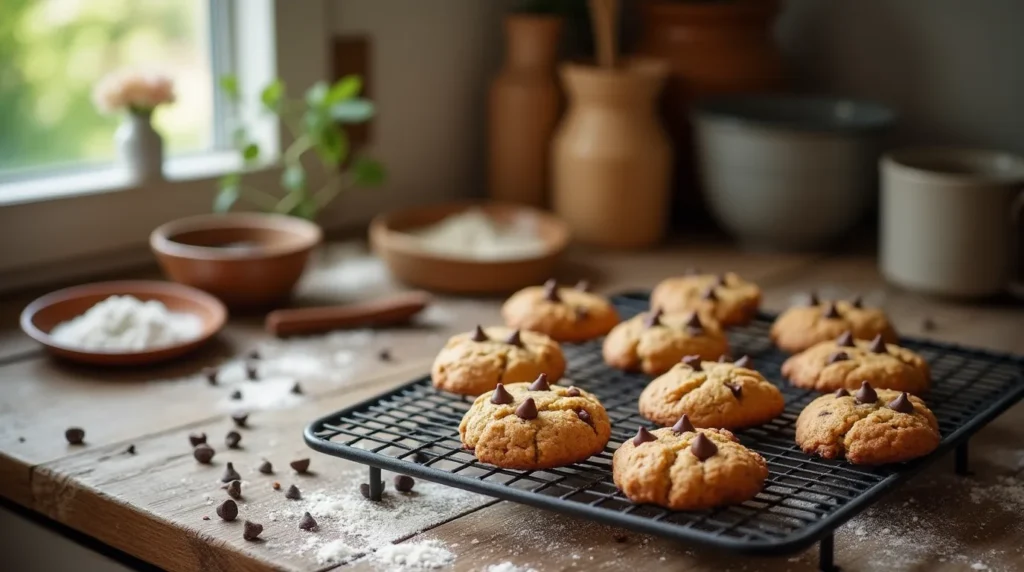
[304,293,1024,571]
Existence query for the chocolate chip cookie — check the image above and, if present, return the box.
[501,279,620,342]
[612,423,768,510]
[432,326,566,396]
[638,356,785,429]
[602,309,729,376]
[459,378,612,469]
[770,295,898,353]
[795,382,940,465]
[781,332,930,395]
[650,272,762,327]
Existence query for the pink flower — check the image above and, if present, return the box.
[93,69,176,114]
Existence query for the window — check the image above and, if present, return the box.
[0,0,227,182]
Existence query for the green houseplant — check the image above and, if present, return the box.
[214,74,385,220]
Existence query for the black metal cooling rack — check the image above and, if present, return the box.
[304,293,1024,571]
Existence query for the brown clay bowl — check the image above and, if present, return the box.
[370,201,570,294]
[20,280,227,366]
[150,213,322,309]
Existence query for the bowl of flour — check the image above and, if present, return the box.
[20,280,227,366]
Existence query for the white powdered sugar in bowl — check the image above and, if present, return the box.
[50,295,203,352]
[404,209,548,261]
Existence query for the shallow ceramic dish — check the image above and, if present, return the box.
[20,280,227,366]
[370,201,570,294]
[150,213,322,309]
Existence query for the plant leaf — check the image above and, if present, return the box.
[329,99,375,124]
[351,157,386,187]
[214,174,241,212]
[281,164,306,191]
[219,75,239,100]
[260,79,285,111]
[315,126,348,166]
[326,75,362,104]
[290,197,319,221]
[243,143,260,162]
[304,81,329,110]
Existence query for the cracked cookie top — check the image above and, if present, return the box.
[602,309,730,376]
[432,326,566,397]
[459,379,611,470]
[781,332,930,395]
[501,279,621,342]
[650,271,761,327]
[770,296,898,354]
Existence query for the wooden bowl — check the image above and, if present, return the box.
[150,213,322,309]
[370,201,570,294]
[20,280,227,366]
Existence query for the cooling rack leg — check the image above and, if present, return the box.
[955,441,971,476]
[818,533,837,572]
[368,466,383,501]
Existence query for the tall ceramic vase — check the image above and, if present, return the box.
[116,110,164,185]
[551,60,671,248]
[488,14,563,208]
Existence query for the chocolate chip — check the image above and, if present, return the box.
[855,381,878,404]
[258,460,273,474]
[248,349,261,360]
[851,295,863,309]
[17,437,25,443]
[807,292,820,306]
[575,280,590,292]
[230,390,243,401]
[834,388,850,397]
[818,411,832,417]
[717,274,730,287]
[505,329,523,347]
[888,392,915,414]
[65,427,85,445]
[227,480,242,500]
[632,426,657,446]
[724,382,742,398]
[285,484,301,500]
[490,383,514,405]
[690,433,718,461]
[528,373,550,391]
[378,348,392,362]
[203,516,210,520]
[922,317,937,331]
[836,331,855,347]
[193,444,215,464]
[822,302,841,319]
[124,444,136,455]
[243,520,263,541]
[245,363,258,380]
[298,512,318,531]
[733,355,751,369]
[826,351,849,365]
[290,382,303,395]
[394,475,415,492]
[868,335,887,354]
[576,409,592,424]
[672,414,696,434]
[515,398,538,420]
[684,312,703,334]
[543,279,561,302]
[643,308,663,328]
[414,452,430,464]
[681,355,702,370]
[290,459,310,474]
[565,386,581,397]
[216,499,238,521]
[203,367,219,385]
[613,533,629,543]
[272,482,281,490]
[222,462,241,482]
[575,305,589,320]
[471,325,488,342]
[226,431,242,449]
[718,354,731,363]
[701,286,717,301]
[231,413,249,428]
[359,482,385,499]
[189,432,207,447]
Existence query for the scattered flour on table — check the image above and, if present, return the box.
[373,540,454,570]
[50,295,202,351]
[317,539,357,565]
[485,563,538,572]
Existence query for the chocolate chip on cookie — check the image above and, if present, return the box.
[834,388,850,397]
[633,426,657,446]
[868,334,887,354]
[836,331,855,347]
[855,381,878,404]
[528,374,550,391]
[690,433,718,461]
[781,336,930,395]
[501,281,620,342]
[575,280,590,292]
[565,386,581,397]
[604,311,730,376]
[733,355,751,369]
[672,414,696,434]
[577,409,592,423]
[505,329,523,347]
[851,295,863,309]
[826,351,849,364]
[515,398,538,420]
[681,355,702,370]
[471,325,488,342]
[723,382,742,398]
[543,279,561,302]
[432,327,566,396]
[650,272,762,327]
[772,298,898,354]
[643,308,663,328]
[807,291,820,306]
[491,383,514,404]
[822,302,841,319]
[888,392,914,413]
[684,312,704,334]
[701,286,717,301]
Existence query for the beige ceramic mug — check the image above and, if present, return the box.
[880,147,1024,298]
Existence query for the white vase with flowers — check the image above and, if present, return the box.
[93,70,175,185]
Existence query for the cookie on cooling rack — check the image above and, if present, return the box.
[602,309,729,376]
[795,382,940,465]
[638,355,784,429]
[770,294,898,353]
[501,279,620,342]
[459,377,611,469]
[649,271,761,327]
[613,422,768,510]
[432,326,566,396]
[781,332,930,395]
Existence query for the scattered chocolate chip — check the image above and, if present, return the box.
[575,280,590,292]
[378,348,392,362]
[222,462,241,483]
[807,292,820,306]
[505,329,523,347]
[189,432,207,447]
[394,475,415,492]
[414,452,430,464]
[298,512,318,531]
[565,386,581,397]
[835,331,854,347]
[272,482,281,490]
[248,349,261,360]
[724,382,742,398]
[193,444,215,464]
[922,317,937,331]
[718,354,731,363]
[227,480,242,500]
[359,482,385,499]
[290,458,310,474]
[576,409,592,424]
[681,355,702,371]
[716,274,729,287]
[230,389,243,400]
[231,413,249,428]
[888,392,915,414]
[822,302,841,319]
[690,433,718,461]
[17,437,25,443]
[543,279,561,302]
[124,444,136,455]
[471,325,488,342]
[643,308,663,328]
[851,295,863,309]
[226,431,242,449]
[203,367,219,385]
[216,499,238,521]
[258,460,273,474]
[203,516,210,520]
[490,383,514,405]
[243,520,263,541]
[868,335,887,354]
[614,533,629,543]
[575,305,589,320]
[834,388,850,397]
[733,355,751,369]
[65,427,85,445]
[633,426,657,446]
[528,373,550,391]
[515,398,538,420]
[684,312,703,334]
[701,286,717,301]
[290,382,303,395]
[245,363,258,380]
[672,414,696,434]
[285,484,302,500]
[855,381,878,404]
[826,351,849,365]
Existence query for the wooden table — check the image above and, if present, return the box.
[2,241,1023,572]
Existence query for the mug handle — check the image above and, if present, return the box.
[1011,189,1024,298]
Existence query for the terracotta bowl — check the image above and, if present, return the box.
[150,213,322,309]
[370,201,570,294]
[20,280,227,366]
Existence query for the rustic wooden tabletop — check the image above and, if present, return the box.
[1,240,1022,572]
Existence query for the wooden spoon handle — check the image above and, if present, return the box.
[265,291,432,337]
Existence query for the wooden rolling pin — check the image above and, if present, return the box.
[265,291,432,337]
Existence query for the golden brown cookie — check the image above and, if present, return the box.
[501,279,620,342]
[459,379,612,469]
[650,272,762,327]
[602,309,729,376]
[781,332,930,395]
[612,423,768,510]
[432,326,566,396]
[770,295,898,353]
[795,383,940,465]
[638,356,785,429]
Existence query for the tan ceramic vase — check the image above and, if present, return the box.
[488,14,563,208]
[551,60,671,248]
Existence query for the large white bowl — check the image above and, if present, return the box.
[693,96,896,250]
